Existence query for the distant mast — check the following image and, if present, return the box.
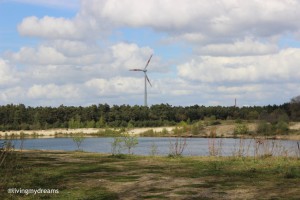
[234,98,237,108]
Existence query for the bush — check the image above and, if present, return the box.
[275,121,289,134]
[191,122,204,135]
[111,133,139,155]
[234,124,249,135]
[256,121,272,135]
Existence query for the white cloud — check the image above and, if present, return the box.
[8,46,66,65]
[178,48,300,83]
[85,77,144,96]
[16,0,300,43]
[110,42,154,70]
[0,86,26,103]
[6,42,157,84]
[196,38,279,56]
[95,0,300,39]
[27,84,81,99]
[0,59,19,86]
[50,40,99,57]
[18,16,86,40]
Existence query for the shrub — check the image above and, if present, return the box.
[275,121,289,134]
[256,121,271,135]
[234,124,249,135]
[111,137,123,155]
[168,137,187,157]
[111,133,139,155]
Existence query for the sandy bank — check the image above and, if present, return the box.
[0,127,175,138]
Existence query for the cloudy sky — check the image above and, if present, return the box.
[1,0,300,107]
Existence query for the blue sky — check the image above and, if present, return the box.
[1,0,300,107]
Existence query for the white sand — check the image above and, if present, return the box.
[0,127,175,138]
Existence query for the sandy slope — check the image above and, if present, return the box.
[0,123,299,139]
[290,122,300,130]
[0,127,175,138]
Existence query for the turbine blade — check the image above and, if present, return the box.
[144,54,153,69]
[129,69,143,71]
[146,74,152,87]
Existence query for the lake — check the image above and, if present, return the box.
[1,137,299,157]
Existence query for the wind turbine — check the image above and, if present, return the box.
[129,54,153,107]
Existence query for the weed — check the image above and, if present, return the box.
[168,136,187,156]
[149,142,158,156]
[111,137,123,155]
[208,138,223,157]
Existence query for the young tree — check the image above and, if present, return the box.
[72,133,85,151]
[123,133,139,154]
[111,137,123,155]
[122,133,139,154]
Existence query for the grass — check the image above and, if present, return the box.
[0,150,300,199]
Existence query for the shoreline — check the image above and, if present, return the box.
[0,126,299,141]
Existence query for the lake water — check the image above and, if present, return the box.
[1,137,299,157]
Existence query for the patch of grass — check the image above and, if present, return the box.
[108,175,140,182]
[284,167,300,179]
[184,183,210,188]
[175,190,198,195]
[146,187,172,193]
[79,188,119,200]
[142,194,168,199]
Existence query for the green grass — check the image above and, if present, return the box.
[1,151,300,199]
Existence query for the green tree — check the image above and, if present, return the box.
[96,116,106,128]
[68,115,82,129]
[86,120,96,128]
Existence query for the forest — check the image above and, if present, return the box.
[0,98,299,131]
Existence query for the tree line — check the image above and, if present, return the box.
[0,99,299,131]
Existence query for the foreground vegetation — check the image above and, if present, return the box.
[1,150,300,200]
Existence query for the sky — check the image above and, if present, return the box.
[1,0,300,107]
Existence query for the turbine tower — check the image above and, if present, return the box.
[129,54,153,107]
